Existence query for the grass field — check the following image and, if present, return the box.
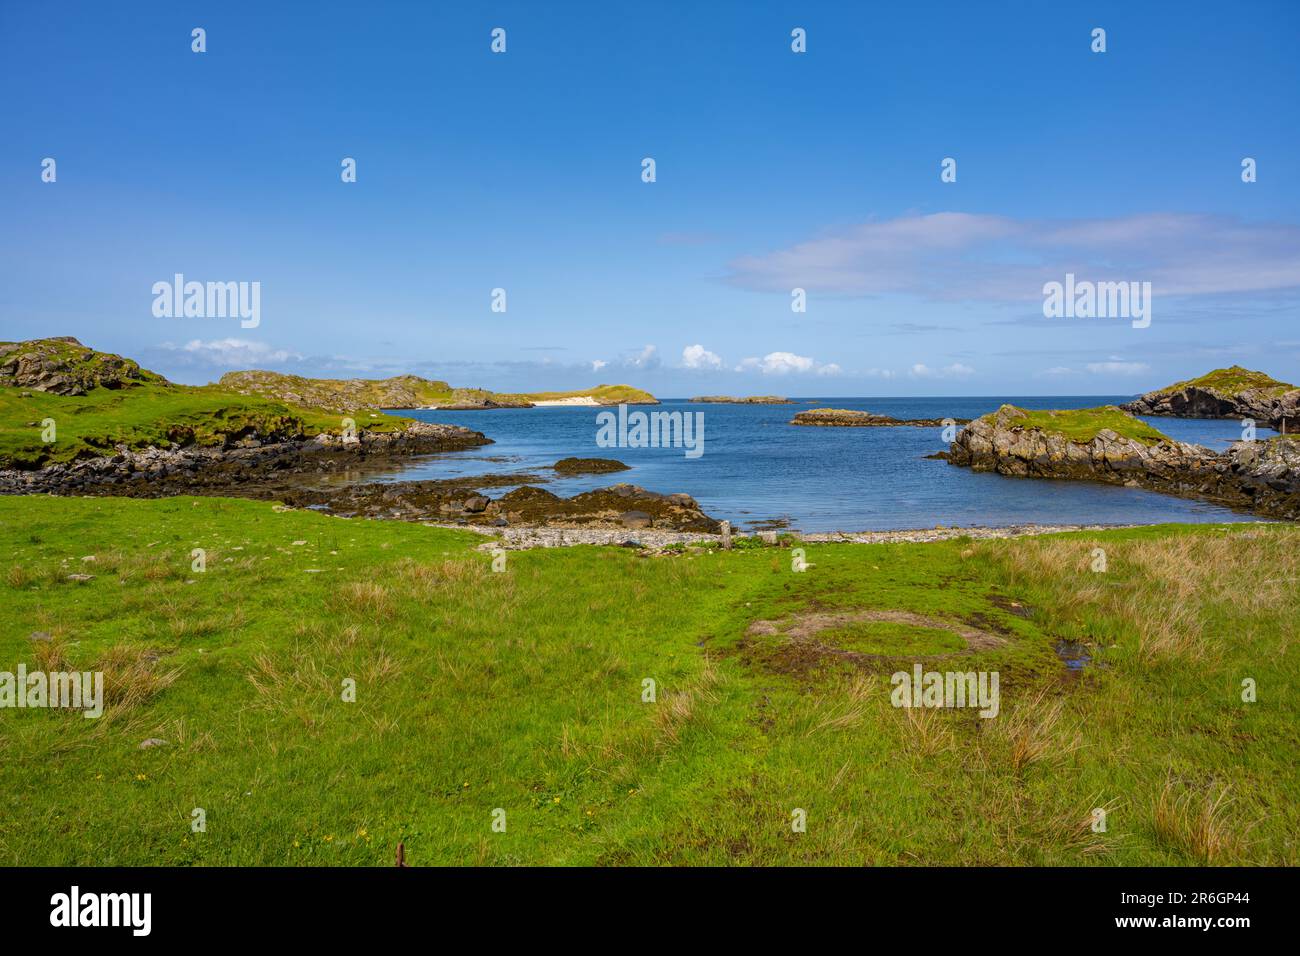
[1,496,1295,865]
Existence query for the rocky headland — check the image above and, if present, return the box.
[1121,365,1299,432]
[949,404,1300,520]
[0,421,491,496]
[0,338,718,531]
[219,370,658,411]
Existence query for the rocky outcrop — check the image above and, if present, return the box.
[690,395,792,404]
[0,337,166,395]
[949,404,1300,519]
[553,457,630,475]
[488,484,719,532]
[0,421,490,496]
[791,408,969,427]
[279,480,720,531]
[1121,366,1300,431]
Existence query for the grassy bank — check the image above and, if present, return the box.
[0,383,409,469]
[0,496,1295,865]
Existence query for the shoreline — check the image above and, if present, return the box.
[441,519,1274,551]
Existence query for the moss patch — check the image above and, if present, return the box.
[1012,406,1171,445]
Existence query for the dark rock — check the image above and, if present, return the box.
[791,408,970,427]
[621,510,653,529]
[553,457,630,475]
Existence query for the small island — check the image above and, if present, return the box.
[1121,365,1298,432]
[791,408,969,427]
[689,395,792,404]
[948,403,1299,519]
[553,457,630,475]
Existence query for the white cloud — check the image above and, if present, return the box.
[627,345,659,369]
[681,344,723,369]
[1036,366,1079,377]
[1085,360,1150,375]
[161,338,304,367]
[726,212,1300,301]
[735,351,839,375]
[590,359,608,372]
[910,362,974,378]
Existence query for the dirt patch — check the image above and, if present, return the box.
[740,609,1007,678]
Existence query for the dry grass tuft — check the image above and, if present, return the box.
[989,687,1080,773]
[899,703,954,759]
[96,645,180,712]
[1152,777,1250,863]
[330,580,395,620]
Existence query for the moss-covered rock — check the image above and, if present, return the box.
[0,337,167,395]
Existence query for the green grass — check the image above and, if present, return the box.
[505,384,658,405]
[1162,365,1296,399]
[816,620,967,656]
[0,382,410,468]
[1,496,1295,865]
[1014,406,1171,445]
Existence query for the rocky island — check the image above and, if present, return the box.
[553,457,630,475]
[689,395,792,404]
[948,404,1299,519]
[1121,365,1299,432]
[220,369,658,410]
[791,408,970,427]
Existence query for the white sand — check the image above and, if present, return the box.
[529,396,600,407]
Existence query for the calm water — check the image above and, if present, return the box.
[384,397,1273,532]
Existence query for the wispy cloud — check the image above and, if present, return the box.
[159,338,304,367]
[910,362,974,379]
[1085,360,1150,375]
[725,212,1300,301]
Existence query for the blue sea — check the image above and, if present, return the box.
[383,397,1274,533]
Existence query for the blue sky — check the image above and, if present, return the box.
[2,1,1298,396]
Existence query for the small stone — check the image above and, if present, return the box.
[291,540,307,546]
[28,631,52,642]
[66,573,94,582]
[138,738,167,750]
[464,495,490,513]
[621,510,653,529]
